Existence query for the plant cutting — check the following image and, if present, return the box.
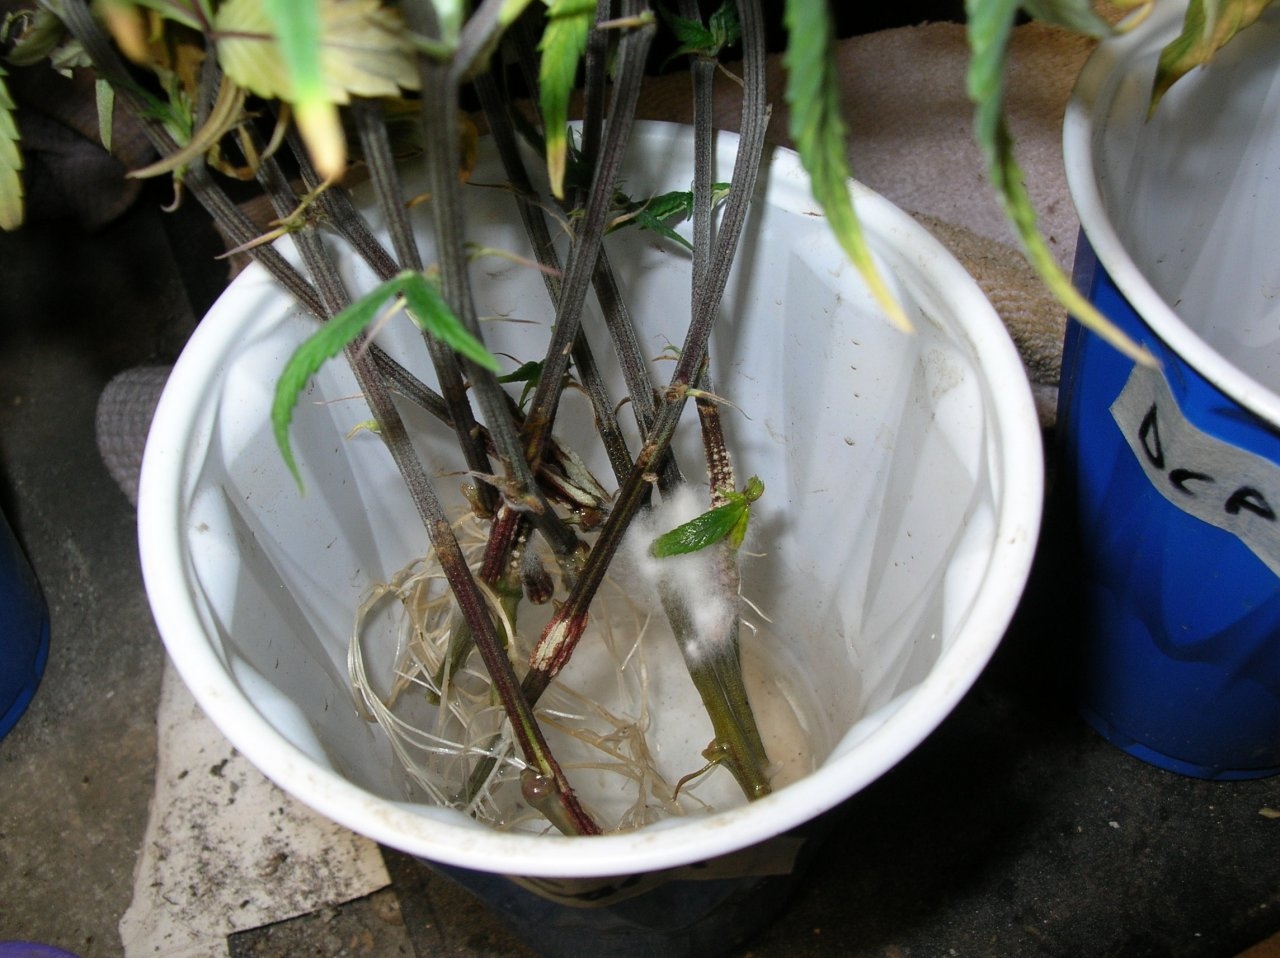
[0,0,1262,951]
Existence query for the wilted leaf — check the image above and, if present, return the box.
[0,67,23,231]
[538,0,593,198]
[783,0,911,331]
[966,0,1151,363]
[1150,0,1272,113]
[215,0,420,177]
[216,0,419,102]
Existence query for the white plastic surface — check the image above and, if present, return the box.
[1064,0,1280,421]
[138,122,1042,878]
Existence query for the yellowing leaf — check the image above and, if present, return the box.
[1150,0,1272,113]
[538,0,593,198]
[214,0,420,106]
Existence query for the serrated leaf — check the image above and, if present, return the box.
[398,271,501,372]
[273,272,409,488]
[966,0,1151,364]
[1150,0,1271,113]
[659,1,739,64]
[661,6,715,47]
[651,499,749,557]
[1019,0,1115,36]
[538,0,593,198]
[216,0,419,102]
[651,476,763,557]
[0,67,24,231]
[783,0,911,332]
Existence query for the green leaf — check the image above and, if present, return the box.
[0,66,23,231]
[651,499,749,557]
[659,1,740,64]
[782,0,911,331]
[966,0,1151,364]
[272,271,498,488]
[1150,0,1272,113]
[95,78,115,153]
[273,273,408,488]
[609,183,731,250]
[398,271,501,373]
[650,476,764,558]
[1018,0,1115,37]
[498,359,545,407]
[538,0,593,198]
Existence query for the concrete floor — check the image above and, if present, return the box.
[2,180,1280,958]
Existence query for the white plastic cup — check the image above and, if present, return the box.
[139,122,1042,953]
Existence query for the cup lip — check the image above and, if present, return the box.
[1063,0,1280,426]
[138,120,1043,878]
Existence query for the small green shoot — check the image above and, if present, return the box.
[650,476,764,558]
[609,184,731,250]
[659,1,740,65]
[498,359,545,408]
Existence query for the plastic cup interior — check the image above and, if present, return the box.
[138,122,1043,878]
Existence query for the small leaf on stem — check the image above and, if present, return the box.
[650,476,764,557]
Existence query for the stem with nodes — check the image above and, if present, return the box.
[523,0,774,798]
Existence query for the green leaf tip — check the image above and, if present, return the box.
[782,0,912,333]
[539,0,593,198]
[965,0,1150,365]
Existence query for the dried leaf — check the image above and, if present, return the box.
[1150,0,1272,113]
[538,0,593,198]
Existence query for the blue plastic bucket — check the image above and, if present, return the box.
[1059,1,1280,778]
[0,509,50,741]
